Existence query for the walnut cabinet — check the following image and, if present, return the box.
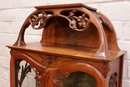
[7,3,126,87]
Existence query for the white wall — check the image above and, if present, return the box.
[0,0,130,87]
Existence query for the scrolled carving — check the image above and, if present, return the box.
[29,11,53,29]
[61,10,90,31]
[29,9,90,31]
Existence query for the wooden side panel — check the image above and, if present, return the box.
[106,57,124,87]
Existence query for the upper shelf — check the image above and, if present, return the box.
[12,3,120,58]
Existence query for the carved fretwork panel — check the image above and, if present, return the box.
[29,9,91,31]
[29,8,113,32]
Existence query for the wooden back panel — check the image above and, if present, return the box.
[41,17,100,48]
[41,16,119,50]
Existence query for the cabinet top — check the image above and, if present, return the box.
[7,42,126,62]
[35,3,97,11]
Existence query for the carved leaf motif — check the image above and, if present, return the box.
[29,12,48,29]
[67,10,89,30]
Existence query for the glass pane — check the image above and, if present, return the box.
[17,60,37,87]
[54,72,96,87]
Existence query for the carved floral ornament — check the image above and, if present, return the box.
[40,54,59,65]
[53,72,70,87]
[29,9,90,31]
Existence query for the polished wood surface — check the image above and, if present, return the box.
[7,42,125,62]
[7,3,126,87]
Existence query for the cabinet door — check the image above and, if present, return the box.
[52,62,105,87]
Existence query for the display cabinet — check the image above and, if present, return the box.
[7,3,126,87]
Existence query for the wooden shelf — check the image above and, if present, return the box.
[7,42,126,62]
